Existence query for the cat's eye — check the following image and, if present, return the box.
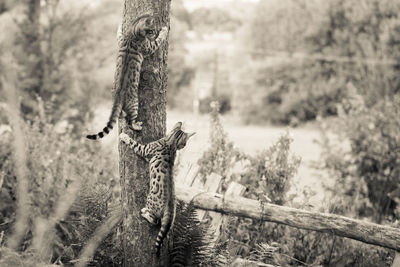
[146,30,154,34]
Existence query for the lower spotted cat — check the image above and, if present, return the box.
[119,122,195,253]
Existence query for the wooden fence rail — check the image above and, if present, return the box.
[176,185,400,252]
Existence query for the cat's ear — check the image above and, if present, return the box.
[187,132,195,138]
[116,23,124,47]
[172,122,182,130]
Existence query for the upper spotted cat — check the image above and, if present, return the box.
[86,15,168,140]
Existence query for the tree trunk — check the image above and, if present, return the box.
[119,0,171,266]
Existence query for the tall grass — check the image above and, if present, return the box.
[1,52,29,251]
[0,50,122,265]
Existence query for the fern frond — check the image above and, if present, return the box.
[170,200,224,267]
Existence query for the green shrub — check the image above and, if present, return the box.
[0,117,120,265]
[197,101,244,190]
[348,98,400,221]
[225,132,302,266]
[200,106,395,266]
[238,63,346,126]
[320,92,400,222]
[169,200,225,266]
[240,132,301,205]
[238,0,400,126]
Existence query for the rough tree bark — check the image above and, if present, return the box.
[119,0,171,266]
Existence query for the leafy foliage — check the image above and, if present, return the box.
[240,132,300,205]
[11,0,96,129]
[347,99,400,221]
[306,0,400,103]
[169,201,223,267]
[56,183,123,266]
[0,115,120,265]
[320,89,400,222]
[221,132,304,266]
[197,101,244,189]
[198,104,395,266]
[237,0,400,125]
[249,0,316,54]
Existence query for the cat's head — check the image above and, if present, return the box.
[131,14,158,39]
[165,122,195,150]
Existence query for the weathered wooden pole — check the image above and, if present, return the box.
[119,0,171,266]
[176,185,400,252]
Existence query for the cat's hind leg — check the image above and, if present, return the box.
[155,210,173,254]
[125,71,143,131]
[121,106,143,131]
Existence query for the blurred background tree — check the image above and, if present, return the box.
[8,0,93,131]
[167,0,195,109]
[234,0,400,125]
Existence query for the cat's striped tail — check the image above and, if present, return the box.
[155,212,174,255]
[86,102,122,140]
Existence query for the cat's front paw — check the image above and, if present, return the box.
[131,121,143,131]
[119,133,131,144]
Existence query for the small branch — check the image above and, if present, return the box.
[176,185,400,252]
